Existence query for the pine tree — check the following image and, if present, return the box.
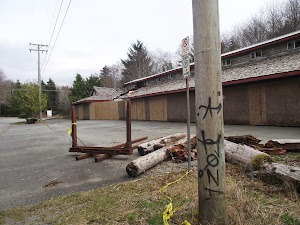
[45,78,58,113]
[121,40,153,84]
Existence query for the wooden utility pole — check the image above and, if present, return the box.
[192,0,226,224]
[29,43,48,121]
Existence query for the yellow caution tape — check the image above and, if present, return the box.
[68,123,77,135]
[159,170,192,225]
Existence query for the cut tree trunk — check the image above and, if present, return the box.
[137,133,186,156]
[169,135,197,163]
[127,138,187,177]
[224,140,273,171]
[261,163,300,193]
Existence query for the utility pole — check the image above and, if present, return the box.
[192,0,226,224]
[29,43,48,121]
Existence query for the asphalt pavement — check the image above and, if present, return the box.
[0,117,299,211]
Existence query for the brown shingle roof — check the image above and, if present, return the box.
[120,52,300,99]
[73,87,123,104]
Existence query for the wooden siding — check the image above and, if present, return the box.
[149,95,167,121]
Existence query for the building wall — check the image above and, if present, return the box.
[223,76,300,126]
[75,76,300,127]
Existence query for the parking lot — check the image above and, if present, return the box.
[0,117,300,211]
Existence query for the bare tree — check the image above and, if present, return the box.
[0,69,12,114]
[284,0,300,31]
[150,49,177,74]
[57,86,71,116]
[221,0,300,53]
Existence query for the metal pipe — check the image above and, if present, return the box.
[71,106,78,147]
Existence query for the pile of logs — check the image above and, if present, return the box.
[126,133,300,192]
[168,136,197,163]
[137,133,186,156]
[225,135,300,155]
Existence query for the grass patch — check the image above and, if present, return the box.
[0,163,299,225]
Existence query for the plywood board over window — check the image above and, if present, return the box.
[78,104,84,120]
[94,101,119,120]
[149,96,167,121]
[131,99,146,120]
[248,83,267,125]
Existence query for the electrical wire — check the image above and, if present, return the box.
[41,0,64,69]
[42,0,72,75]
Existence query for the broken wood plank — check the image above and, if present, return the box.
[225,135,261,146]
[265,140,300,152]
[168,136,197,163]
[137,133,186,156]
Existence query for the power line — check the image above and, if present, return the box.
[42,0,72,75]
[41,0,64,69]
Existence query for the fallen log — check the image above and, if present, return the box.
[137,133,186,156]
[261,163,300,193]
[169,136,197,163]
[225,140,300,191]
[224,140,273,171]
[126,138,188,177]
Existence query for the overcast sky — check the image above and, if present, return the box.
[0,0,281,86]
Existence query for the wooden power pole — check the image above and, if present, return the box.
[29,43,48,121]
[192,0,226,224]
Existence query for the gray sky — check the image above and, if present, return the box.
[0,0,279,86]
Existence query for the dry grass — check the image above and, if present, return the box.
[0,163,299,225]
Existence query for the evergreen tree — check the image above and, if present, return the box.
[121,40,153,84]
[100,66,114,88]
[44,78,58,113]
[69,73,102,103]
[69,74,88,103]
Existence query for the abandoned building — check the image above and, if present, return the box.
[73,30,300,127]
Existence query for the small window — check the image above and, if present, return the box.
[144,80,150,86]
[287,41,295,50]
[250,50,262,59]
[156,77,161,83]
[130,84,136,89]
[288,40,300,49]
[222,59,231,66]
[168,74,173,79]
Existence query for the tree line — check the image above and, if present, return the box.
[0,0,298,120]
[221,0,300,52]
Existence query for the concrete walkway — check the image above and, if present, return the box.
[0,117,299,210]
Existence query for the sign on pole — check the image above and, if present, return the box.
[182,56,190,78]
[182,36,189,56]
[182,36,190,78]
[182,36,192,172]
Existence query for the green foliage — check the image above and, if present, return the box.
[281,213,300,225]
[121,40,153,84]
[69,73,102,103]
[12,83,47,118]
[44,78,58,113]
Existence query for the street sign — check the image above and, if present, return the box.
[182,55,190,78]
[182,36,189,56]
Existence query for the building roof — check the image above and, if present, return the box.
[120,52,300,99]
[124,30,300,86]
[73,87,123,104]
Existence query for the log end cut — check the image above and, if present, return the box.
[126,162,139,178]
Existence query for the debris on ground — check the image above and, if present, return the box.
[168,136,197,163]
[43,179,63,188]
